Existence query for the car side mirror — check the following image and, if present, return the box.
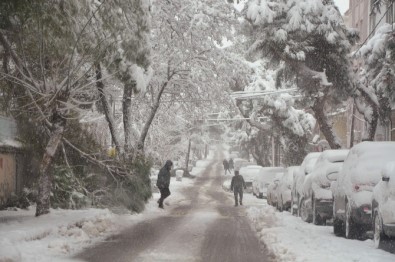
[326,171,338,182]
[381,161,395,183]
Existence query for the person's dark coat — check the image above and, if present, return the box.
[223,159,229,169]
[229,158,234,169]
[156,160,173,189]
[230,172,246,191]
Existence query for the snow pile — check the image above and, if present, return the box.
[0,168,201,262]
[0,208,119,262]
[245,198,395,262]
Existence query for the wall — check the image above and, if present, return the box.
[0,116,25,205]
[0,153,16,205]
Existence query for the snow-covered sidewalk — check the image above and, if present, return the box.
[245,194,395,262]
[0,156,213,262]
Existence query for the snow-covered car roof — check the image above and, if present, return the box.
[311,149,349,187]
[255,167,285,183]
[342,142,395,186]
[240,165,264,181]
[283,166,298,183]
[301,152,321,174]
[318,149,349,163]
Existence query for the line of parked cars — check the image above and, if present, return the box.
[247,141,395,249]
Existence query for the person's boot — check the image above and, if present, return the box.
[235,203,238,206]
[240,202,243,205]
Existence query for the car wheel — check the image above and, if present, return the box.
[291,195,296,215]
[300,198,312,223]
[297,195,301,217]
[313,198,323,225]
[333,199,344,236]
[345,201,360,239]
[279,197,283,212]
[374,211,387,249]
[333,216,344,236]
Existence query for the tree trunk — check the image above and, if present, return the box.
[123,81,135,156]
[349,101,356,147]
[95,63,121,155]
[251,130,271,167]
[184,139,191,175]
[35,114,66,216]
[354,98,379,141]
[136,81,168,154]
[366,108,378,141]
[312,99,342,149]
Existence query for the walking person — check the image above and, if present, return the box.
[156,160,173,209]
[228,158,234,171]
[230,170,246,206]
[223,159,230,175]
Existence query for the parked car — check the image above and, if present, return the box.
[333,142,395,239]
[300,150,349,224]
[253,167,285,199]
[372,162,395,248]
[234,158,252,171]
[276,166,298,212]
[239,165,263,193]
[291,152,321,216]
[267,172,285,208]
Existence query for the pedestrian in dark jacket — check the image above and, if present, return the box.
[230,170,246,206]
[223,159,230,175]
[156,160,173,209]
[228,158,234,171]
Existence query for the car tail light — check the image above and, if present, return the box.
[353,183,375,192]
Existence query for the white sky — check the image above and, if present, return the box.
[334,0,349,15]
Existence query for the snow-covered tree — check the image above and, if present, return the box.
[0,0,153,216]
[242,0,358,149]
[132,0,238,160]
[355,23,395,140]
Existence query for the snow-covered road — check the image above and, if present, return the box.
[76,151,267,261]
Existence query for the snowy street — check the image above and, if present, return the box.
[75,151,266,262]
[2,150,395,261]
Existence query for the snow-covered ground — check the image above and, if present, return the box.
[245,194,395,262]
[4,147,393,262]
[0,154,212,262]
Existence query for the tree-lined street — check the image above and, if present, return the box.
[77,151,267,262]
